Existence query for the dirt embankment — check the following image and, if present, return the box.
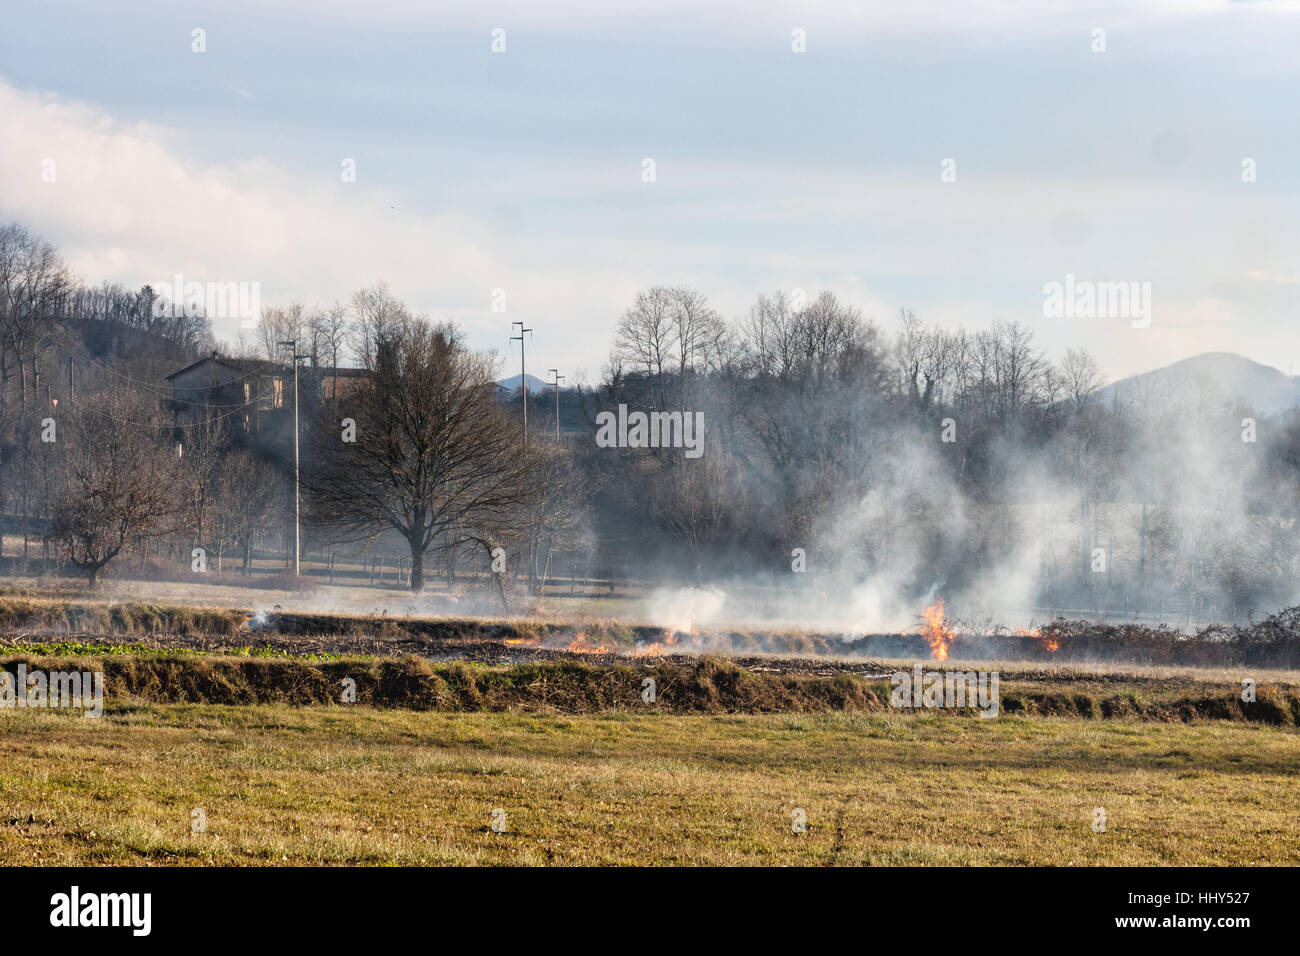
[0,654,883,715]
[2,653,1298,723]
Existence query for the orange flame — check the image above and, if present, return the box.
[632,630,681,657]
[1015,626,1059,653]
[564,632,614,654]
[921,599,956,661]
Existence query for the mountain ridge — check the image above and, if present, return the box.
[497,373,552,395]
[1095,351,1300,415]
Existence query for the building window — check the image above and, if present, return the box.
[273,377,283,408]
[244,383,251,403]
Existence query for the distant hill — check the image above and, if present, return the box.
[1096,352,1300,416]
[497,373,551,395]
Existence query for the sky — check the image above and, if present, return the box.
[2,0,1298,384]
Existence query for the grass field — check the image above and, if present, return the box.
[2,703,1297,865]
[2,586,1297,866]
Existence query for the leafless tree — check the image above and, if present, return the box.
[896,309,964,411]
[612,286,676,411]
[519,442,587,593]
[311,302,352,399]
[305,315,533,593]
[0,224,72,563]
[349,282,410,368]
[730,290,891,545]
[649,450,733,584]
[0,223,71,408]
[256,302,308,360]
[1060,347,1106,413]
[47,389,180,586]
[740,290,796,379]
[667,287,723,410]
[179,415,229,556]
[210,450,281,575]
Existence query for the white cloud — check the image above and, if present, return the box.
[3,58,1298,383]
[184,0,1273,37]
[0,75,909,372]
[1247,268,1300,286]
[0,76,619,364]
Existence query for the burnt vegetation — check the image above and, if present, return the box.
[3,596,1300,669]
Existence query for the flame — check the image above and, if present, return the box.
[920,599,956,661]
[1015,626,1059,653]
[564,632,614,654]
[632,630,681,657]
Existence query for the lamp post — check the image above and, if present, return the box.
[278,340,307,576]
[549,368,564,442]
[510,321,532,461]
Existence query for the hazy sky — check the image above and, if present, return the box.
[3,0,1298,383]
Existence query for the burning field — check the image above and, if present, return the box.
[3,591,1299,867]
[3,591,1300,722]
[2,591,1300,726]
[4,591,1300,672]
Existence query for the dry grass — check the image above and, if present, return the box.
[0,596,245,637]
[877,655,1300,685]
[1,704,1296,865]
[4,651,1298,722]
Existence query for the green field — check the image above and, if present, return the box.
[2,704,1296,865]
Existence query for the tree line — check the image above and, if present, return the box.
[3,219,1298,621]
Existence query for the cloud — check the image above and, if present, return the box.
[170,0,1271,38]
[0,73,906,372]
[0,75,613,359]
[2,32,1298,384]
[1247,268,1300,286]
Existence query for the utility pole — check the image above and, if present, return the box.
[279,340,307,576]
[510,321,532,461]
[549,368,564,442]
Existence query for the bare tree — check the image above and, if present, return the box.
[0,222,71,408]
[210,450,281,575]
[667,287,723,411]
[349,282,410,368]
[256,302,308,360]
[1060,347,1106,413]
[519,442,587,594]
[0,224,72,563]
[650,450,733,584]
[305,315,533,593]
[730,290,890,546]
[896,309,962,412]
[311,302,352,400]
[48,389,180,587]
[740,290,797,379]
[612,287,676,411]
[179,415,228,555]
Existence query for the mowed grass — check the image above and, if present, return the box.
[1,705,1297,866]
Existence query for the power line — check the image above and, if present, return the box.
[71,397,272,429]
[69,351,281,408]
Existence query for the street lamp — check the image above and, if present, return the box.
[549,368,564,442]
[510,321,533,461]
[278,340,308,576]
